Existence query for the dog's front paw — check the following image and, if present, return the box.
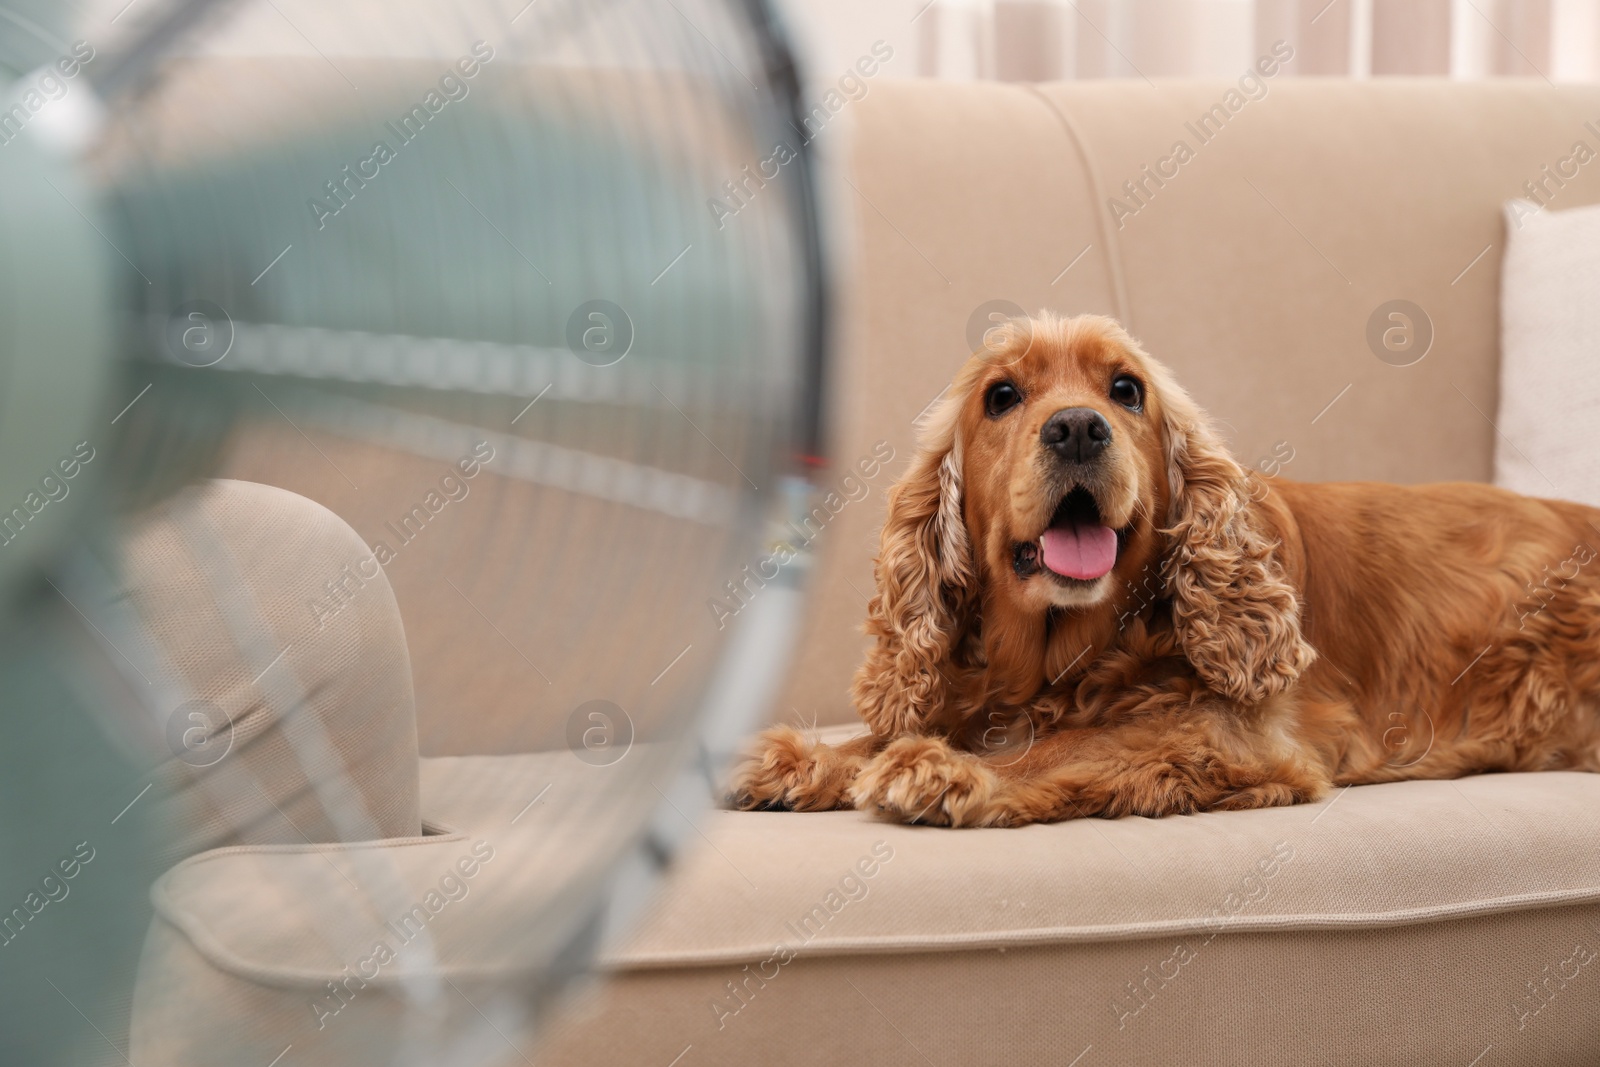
[850,736,1007,827]
[726,726,857,812]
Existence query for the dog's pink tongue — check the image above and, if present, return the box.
[1040,523,1118,581]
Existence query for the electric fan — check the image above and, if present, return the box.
[0,0,827,1063]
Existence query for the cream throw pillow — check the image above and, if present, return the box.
[1495,199,1600,506]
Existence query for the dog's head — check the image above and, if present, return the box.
[852,313,1314,736]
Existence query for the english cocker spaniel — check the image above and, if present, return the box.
[729,313,1600,826]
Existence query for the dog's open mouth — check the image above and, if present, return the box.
[1014,487,1124,583]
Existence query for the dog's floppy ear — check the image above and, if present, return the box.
[851,394,976,736]
[1152,364,1315,704]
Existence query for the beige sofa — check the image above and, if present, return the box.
[531,77,1600,1065]
[134,78,1600,1065]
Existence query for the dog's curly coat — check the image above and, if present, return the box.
[729,313,1600,826]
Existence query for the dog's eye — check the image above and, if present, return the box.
[1110,376,1143,411]
[985,382,1022,417]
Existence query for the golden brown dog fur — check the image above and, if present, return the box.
[730,313,1600,826]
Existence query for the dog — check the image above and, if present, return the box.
[729,313,1600,826]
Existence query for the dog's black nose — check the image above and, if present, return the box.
[1040,407,1112,463]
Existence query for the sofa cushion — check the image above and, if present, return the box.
[593,760,1600,966]
[519,743,1600,1066]
[540,904,1600,1067]
[1495,199,1600,507]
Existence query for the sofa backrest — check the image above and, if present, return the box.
[208,78,1600,746]
[779,78,1600,726]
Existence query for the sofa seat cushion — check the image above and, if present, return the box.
[524,749,1600,1067]
[403,745,1600,966]
[596,765,1600,966]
